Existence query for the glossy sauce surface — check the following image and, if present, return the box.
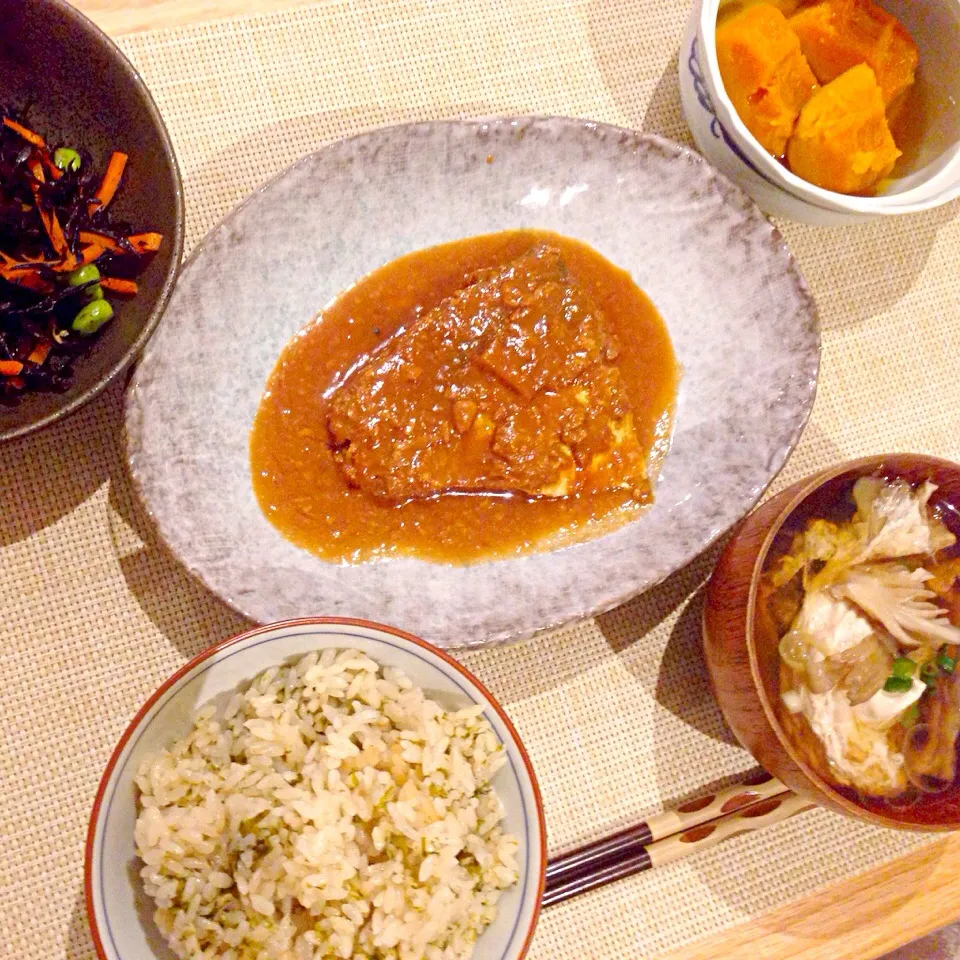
[250,230,679,563]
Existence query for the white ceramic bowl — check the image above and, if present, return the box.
[680,0,960,224]
[85,618,547,960]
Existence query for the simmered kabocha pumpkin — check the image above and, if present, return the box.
[716,0,918,194]
[787,63,901,193]
[716,4,819,157]
[789,0,918,106]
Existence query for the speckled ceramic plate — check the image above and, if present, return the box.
[125,117,819,649]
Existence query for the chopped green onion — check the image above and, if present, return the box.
[884,676,913,693]
[937,651,956,674]
[921,662,939,687]
[900,703,921,728]
[891,657,916,680]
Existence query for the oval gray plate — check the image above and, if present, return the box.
[126,118,819,649]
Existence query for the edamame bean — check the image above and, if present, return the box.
[72,298,114,335]
[68,264,100,286]
[53,147,81,172]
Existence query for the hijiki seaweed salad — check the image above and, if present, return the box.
[0,111,162,402]
[761,475,960,806]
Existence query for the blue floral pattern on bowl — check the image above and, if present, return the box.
[687,36,766,179]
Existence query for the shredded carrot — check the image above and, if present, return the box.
[0,252,49,269]
[2,117,46,149]
[80,243,105,264]
[13,272,53,293]
[78,230,163,256]
[23,152,75,267]
[78,230,121,252]
[3,258,54,271]
[88,151,127,215]
[27,341,52,365]
[0,265,51,292]
[37,209,75,270]
[52,242,105,270]
[99,277,138,295]
[18,252,54,265]
[40,151,63,181]
[27,157,45,184]
[38,206,68,257]
[127,232,163,253]
[0,359,24,376]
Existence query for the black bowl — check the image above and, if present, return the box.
[0,0,184,441]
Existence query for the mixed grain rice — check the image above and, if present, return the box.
[134,649,520,960]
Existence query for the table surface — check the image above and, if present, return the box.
[56,1,960,958]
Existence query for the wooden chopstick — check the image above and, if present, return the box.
[546,771,789,887]
[543,774,811,908]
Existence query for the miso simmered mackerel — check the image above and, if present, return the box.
[762,476,960,808]
[328,246,648,502]
[250,230,678,563]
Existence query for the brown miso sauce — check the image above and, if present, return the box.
[250,229,679,564]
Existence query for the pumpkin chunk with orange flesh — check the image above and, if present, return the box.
[327,246,649,503]
[787,63,901,193]
[789,0,918,107]
[716,4,819,157]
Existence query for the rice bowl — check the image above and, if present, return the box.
[86,619,545,960]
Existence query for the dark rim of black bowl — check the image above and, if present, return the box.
[0,0,185,443]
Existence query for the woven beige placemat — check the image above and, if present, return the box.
[1,2,959,959]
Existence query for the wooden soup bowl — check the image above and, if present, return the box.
[703,454,960,830]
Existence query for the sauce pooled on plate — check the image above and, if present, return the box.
[250,229,678,563]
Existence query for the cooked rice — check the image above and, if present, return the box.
[134,649,520,960]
